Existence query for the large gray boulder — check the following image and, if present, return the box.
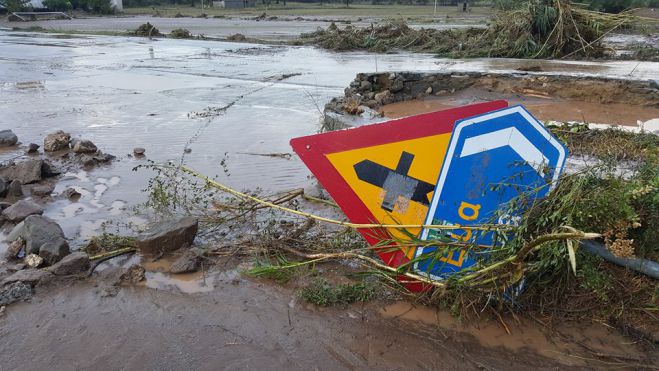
[47,252,90,276]
[0,159,43,184]
[43,130,71,152]
[2,269,52,287]
[0,130,18,147]
[1,200,44,223]
[22,215,66,255]
[39,237,70,265]
[137,217,198,255]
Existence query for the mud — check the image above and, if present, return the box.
[2,270,650,370]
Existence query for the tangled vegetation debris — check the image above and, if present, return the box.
[295,0,653,59]
[169,28,192,39]
[132,22,162,37]
[134,122,658,345]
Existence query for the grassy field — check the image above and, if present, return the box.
[122,2,491,21]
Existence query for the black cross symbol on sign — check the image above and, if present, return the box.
[353,151,435,212]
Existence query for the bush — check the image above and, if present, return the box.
[1,0,30,12]
[43,0,72,10]
[80,0,115,14]
[169,28,192,38]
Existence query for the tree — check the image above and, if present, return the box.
[0,0,30,12]
[43,0,73,10]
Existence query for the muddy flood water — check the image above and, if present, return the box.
[3,31,659,247]
[2,31,659,369]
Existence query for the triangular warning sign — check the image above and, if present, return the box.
[290,101,508,279]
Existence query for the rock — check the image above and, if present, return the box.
[79,152,115,167]
[0,159,43,184]
[26,143,40,154]
[390,78,404,93]
[41,161,60,178]
[0,201,11,211]
[137,217,198,255]
[31,184,55,197]
[39,237,70,265]
[2,269,52,287]
[23,215,66,255]
[6,221,24,242]
[62,187,81,200]
[359,80,372,91]
[0,130,18,147]
[25,253,44,268]
[1,200,44,223]
[7,180,23,197]
[47,252,90,275]
[0,282,32,306]
[5,238,24,260]
[170,249,202,274]
[133,147,146,155]
[0,178,6,198]
[72,139,98,154]
[426,87,433,94]
[43,130,71,152]
[121,265,146,283]
[374,90,394,105]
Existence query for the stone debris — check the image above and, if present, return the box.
[0,178,6,198]
[5,238,24,260]
[2,269,52,287]
[62,187,81,200]
[47,252,90,276]
[39,237,70,265]
[26,143,40,154]
[25,254,44,268]
[31,184,55,197]
[137,217,198,255]
[121,265,146,283]
[0,130,18,147]
[1,200,44,223]
[7,180,23,197]
[72,139,98,154]
[0,159,44,184]
[22,215,67,255]
[43,130,71,152]
[170,249,202,274]
[0,282,32,306]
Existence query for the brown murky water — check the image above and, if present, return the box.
[380,89,659,126]
[3,31,655,249]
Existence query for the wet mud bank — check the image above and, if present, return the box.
[324,71,659,128]
[1,266,652,370]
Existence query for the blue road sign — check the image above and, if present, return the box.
[413,105,568,280]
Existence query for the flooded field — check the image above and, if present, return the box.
[2,28,659,369]
[2,31,659,246]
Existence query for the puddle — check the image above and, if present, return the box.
[379,301,644,363]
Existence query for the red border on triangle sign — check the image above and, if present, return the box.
[291,100,508,290]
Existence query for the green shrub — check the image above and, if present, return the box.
[43,0,72,10]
